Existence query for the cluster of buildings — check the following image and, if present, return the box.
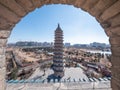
[8,41,54,47]
[8,42,110,51]
[72,43,110,50]
[8,42,110,48]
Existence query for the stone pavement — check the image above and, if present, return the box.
[7,81,112,90]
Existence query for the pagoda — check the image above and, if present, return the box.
[53,24,64,77]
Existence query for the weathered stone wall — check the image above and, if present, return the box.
[0,29,11,89]
[0,0,120,90]
[0,41,6,89]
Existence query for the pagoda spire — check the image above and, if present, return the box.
[56,23,62,30]
[58,23,60,28]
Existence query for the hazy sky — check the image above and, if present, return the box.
[8,5,109,44]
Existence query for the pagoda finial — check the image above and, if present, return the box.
[58,23,60,28]
[55,23,62,31]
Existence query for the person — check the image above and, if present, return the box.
[43,69,45,76]
[67,77,71,80]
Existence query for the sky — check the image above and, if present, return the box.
[8,4,109,44]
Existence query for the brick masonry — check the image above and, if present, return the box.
[0,0,120,90]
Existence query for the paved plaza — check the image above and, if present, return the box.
[7,67,111,90]
[7,82,111,90]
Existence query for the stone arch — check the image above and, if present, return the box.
[0,0,120,90]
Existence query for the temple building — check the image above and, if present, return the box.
[53,24,64,77]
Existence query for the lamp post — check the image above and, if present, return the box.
[93,82,95,90]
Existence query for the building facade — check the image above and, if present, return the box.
[53,24,64,77]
